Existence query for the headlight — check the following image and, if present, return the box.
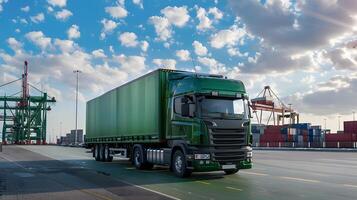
[194,154,210,160]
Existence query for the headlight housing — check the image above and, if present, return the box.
[194,153,210,160]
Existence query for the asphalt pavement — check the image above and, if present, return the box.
[1,145,357,200]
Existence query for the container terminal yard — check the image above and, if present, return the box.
[1,1,357,199]
[0,62,357,200]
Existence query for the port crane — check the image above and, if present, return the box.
[250,86,299,125]
[0,61,56,144]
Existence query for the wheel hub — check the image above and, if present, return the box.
[175,155,183,173]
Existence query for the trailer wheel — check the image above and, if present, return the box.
[94,144,100,161]
[104,144,113,162]
[224,169,239,175]
[172,150,192,178]
[99,144,105,162]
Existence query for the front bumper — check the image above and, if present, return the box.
[188,146,253,172]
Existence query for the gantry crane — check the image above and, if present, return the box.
[0,61,56,144]
[250,86,299,125]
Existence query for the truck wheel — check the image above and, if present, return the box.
[99,144,105,162]
[224,169,239,175]
[94,144,100,161]
[104,145,113,162]
[133,147,145,169]
[172,150,192,178]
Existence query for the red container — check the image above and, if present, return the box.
[344,121,357,133]
[325,133,353,142]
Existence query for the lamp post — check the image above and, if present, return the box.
[353,111,355,121]
[73,70,81,145]
[338,115,341,131]
[324,118,327,130]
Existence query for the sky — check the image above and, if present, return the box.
[0,0,357,142]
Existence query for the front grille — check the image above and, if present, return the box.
[210,128,246,163]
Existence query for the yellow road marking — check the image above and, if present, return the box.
[80,189,113,200]
[344,184,357,188]
[239,171,269,176]
[195,181,211,185]
[280,176,320,183]
[226,187,243,191]
[125,167,135,170]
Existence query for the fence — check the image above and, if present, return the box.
[253,141,357,148]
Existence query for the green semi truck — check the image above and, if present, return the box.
[85,69,252,177]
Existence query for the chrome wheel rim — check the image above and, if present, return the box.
[135,150,140,166]
[175,155,183,173]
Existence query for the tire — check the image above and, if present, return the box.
[104,144,113,162]
[224,169,239,175]
[133,147,145,169]
[172,150,192,178]
[99,144,105,162]
[132,146,153,170]
[94,144,100,161]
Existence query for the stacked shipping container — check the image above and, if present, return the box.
[325,121,357,148]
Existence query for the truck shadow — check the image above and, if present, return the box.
[0,152,231,197]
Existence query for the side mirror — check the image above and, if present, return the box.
[182,103,190,117]
[182,103,195,118]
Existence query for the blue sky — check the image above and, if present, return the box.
[1,0,357,142]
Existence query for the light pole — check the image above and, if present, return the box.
[59,121,62,136]
[338,115,341,131]
[324,118,327,130]
[353,111,355,121]
[73,70,81,145]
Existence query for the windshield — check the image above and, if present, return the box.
[199,97,248,119]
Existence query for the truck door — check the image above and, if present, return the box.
[170,95,194,140]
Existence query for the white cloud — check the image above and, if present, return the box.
[227,47,245,57]
[192,40,208,56]
[67,25,80,39]
[161,6,190,27]
[208,7,223,20]
[7,37,23,53]
[153,59,176,70]
[114,54,146,74]
[100,18,118,39]
[196,7,223,31]
[141,41,149,52]
[197,56,226,74]
[55,9,72,21]
[30,13,45,23]
[133,0,143,9]
[210,26,247,48]
[105,5,128,19]
[196,7,212,31]
[149,16,171,41]
[176,50,191,61]
[323,39,357,71]
[54,39,76,53]
[92,49,107,58]
[25,31,52,50]
[119,32,138,47]
[21,6,30,12]
[47,0,66,7]
[20,18,28,24]
[149,6,190,41]
[287,73,357,115]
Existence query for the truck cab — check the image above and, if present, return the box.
[166,72,252,177]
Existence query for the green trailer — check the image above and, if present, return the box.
[86,69,252,177]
